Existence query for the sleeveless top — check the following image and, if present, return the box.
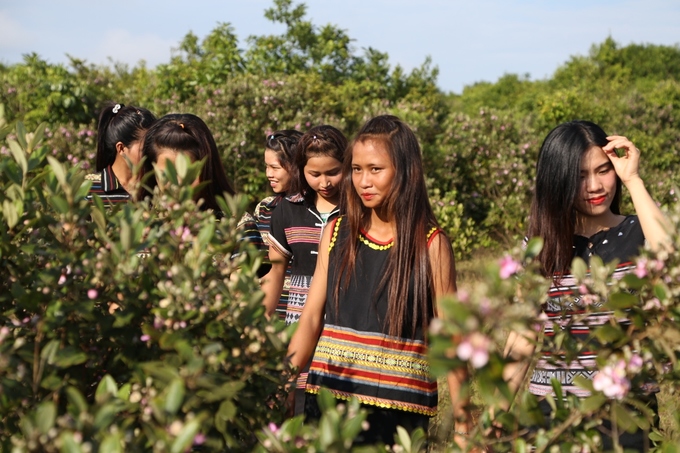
[529,215,645,398]
[305,217,441,416]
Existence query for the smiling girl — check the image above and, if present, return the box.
[286,116,469,445]
[503,120,670,450]
[238,131,302,296]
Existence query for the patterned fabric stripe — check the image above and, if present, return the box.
[533,259,641,398]
[296,372,308,389]
[310,359,434,393]
[285,275,313,325]
[284,226,323,244]
[103,166,120,191]
[320,325,429,354]
[309,326,433,386]
[254,195,279,242]
[85,167,130,204]
[268,234,292,258]
[529,382,592,398]
[306,385,437,416]
[535,357,597,369]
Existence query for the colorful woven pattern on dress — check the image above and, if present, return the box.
[529,261,636,398]
[306,324,437,416]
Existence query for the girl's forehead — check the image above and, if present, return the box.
[580,146,608,169]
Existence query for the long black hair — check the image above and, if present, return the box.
[333,115,454,338]
[265,130,303,175]
[138,113,235,211]
[529,120,622,278]
[96,102,156,171]
[289,125,347,196]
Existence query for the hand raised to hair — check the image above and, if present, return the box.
[602,135,641,185]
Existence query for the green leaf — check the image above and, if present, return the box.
[165,379,186,414]
[653,283,668,302]
[217,400,236,423]
[93,403,122,429]
[170,419,201,453]
[571,257,587,281]
[36,401,56,434]
[41,339,60,363]
[95,375,119,404]
[2,199,19,229]
[8,139,28,175]
[524,237,544,260]
[580,393,607,413]
[16,121,28,148]
[594,324,624,343]
[29,122,47,152]
[612,401,640,433]
[607,292,638,309]
[59,432,84,453]
[66,386,88,415]
[53,347,88,368]
[395,425,411,450]
[99,433,124,453]
[47,156,67,186]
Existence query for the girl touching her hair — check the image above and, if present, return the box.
[503,120,670,450]
[286,115,469,445]
[86,102,156,203]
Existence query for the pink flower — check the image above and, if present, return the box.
[456,332,491,368]
[627,354,643,373]
[643,298,661,310]
[635,259,648,278]
[193,433,206,445]
[267,422,279,434]
[593,360,630,400]
[140,334,150,342]
[87,289,98,300]
[499,255,521,279]
[58,274,67,285]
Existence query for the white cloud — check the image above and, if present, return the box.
[0,10,35,50]
[94,29,177,67]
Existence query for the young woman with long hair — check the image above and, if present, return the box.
[238,130,302,287]
[137,113,235,213]
[86,102,156,203]
[503,120,670,450]
[286,115,470,445]
[261,125,347,414]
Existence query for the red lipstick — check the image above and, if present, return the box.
[587,196,606,205]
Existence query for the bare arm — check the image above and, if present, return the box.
[286,224,333,373]
[260,247,287,317]
[428,234,471,435]
[604,136,672,251]
[501,329,537,410]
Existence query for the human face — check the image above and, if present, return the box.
[303,155,343,203]
[351,140,396,210]
[575,146,618,217]
[154,148,199,189]
[126,140,143,166]
[264,149,290,194]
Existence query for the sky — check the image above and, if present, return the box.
[1,0,679,94]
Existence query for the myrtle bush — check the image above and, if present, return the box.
[0,118,291,451]
[429,212,680,451]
